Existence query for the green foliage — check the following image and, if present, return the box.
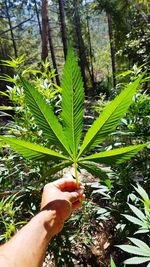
[0,137,69,161]
[119,91,150,141]
[0,48,149,185]
[117,184,150,266]
[0,194,26,242]
[121,4,150,67]
[78,74,146,156]
[0,55,61,145]
[61,47,84,157]
[119,238,150,266]
[122,184,150,235]
[0,55,63,200]
[0,55,61,103]
[110,256,117,267]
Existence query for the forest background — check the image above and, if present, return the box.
[0,0,150,266]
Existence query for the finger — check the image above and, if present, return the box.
[53,178,82,191]
[69,189,85,203]
[68,191,81,203]
[73,194,85,209]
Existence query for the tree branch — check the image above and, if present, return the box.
[0,16,33,36]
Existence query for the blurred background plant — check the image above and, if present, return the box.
[0,193,26,242]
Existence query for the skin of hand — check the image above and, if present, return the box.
[0,177,85,267]
[41,177,85,237]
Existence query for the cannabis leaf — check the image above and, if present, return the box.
[20,78,71,156]
[0,47,149,185]
[118,238,150,266]
[61,47,84,158]
[78,74,144,157]
[118,184,150,266]
[0,136,69,161]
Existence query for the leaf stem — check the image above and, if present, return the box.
[74,161,79,187]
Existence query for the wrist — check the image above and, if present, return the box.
[37,209,64,240]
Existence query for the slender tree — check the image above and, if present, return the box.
[94,0,127,89]
[84,0,95,91]
[107,13,116,89]
[48,21,60,85]
[4,0,18,58]
[73,0,87,94]
[58,0,68,59]
[33,0,42,37]
[41,0,49,61]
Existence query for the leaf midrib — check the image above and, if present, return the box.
[71,68,76,159]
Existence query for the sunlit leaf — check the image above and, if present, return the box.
[78,74,144,157]
[123,214,146,227]
[124,257,150,264]
[20,78,71,156]
[80,144,148,165]
[128,203,146,221]
[118,245,150,257]
[0,136,68,162]
[61,47,84,158]
[128,238,150,252]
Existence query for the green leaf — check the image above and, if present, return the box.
[78,161,109,180]
[0,136,69,162]
[0,140,3,149]
[123,214,146,227]
[0,91,9,97]
[128,203,146,221]
[135,229,149,234]
[118,238,150,262]
[20,78,71,156]
[78,74,143,157]
[110,257,117,267]
[118,245,150,257]
[133,184,149,202]
[41,161,72,180]
[116,70,132,78]
[128,238,150,252]
[80,144,147,165]
[0,106,15,111]
[61,47,84,158]
[124,257,150,264]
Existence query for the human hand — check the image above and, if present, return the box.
[41,178,85,236]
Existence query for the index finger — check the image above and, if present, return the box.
[53,178,82,191]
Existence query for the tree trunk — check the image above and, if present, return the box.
[48,22,60,85]
[33,0,42,37]
[107,13,116,89]
[5,0,18,58]
[41,0,49,61]
[73,0,87,94]
[85,1,95,93]
[58,0,68,59]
